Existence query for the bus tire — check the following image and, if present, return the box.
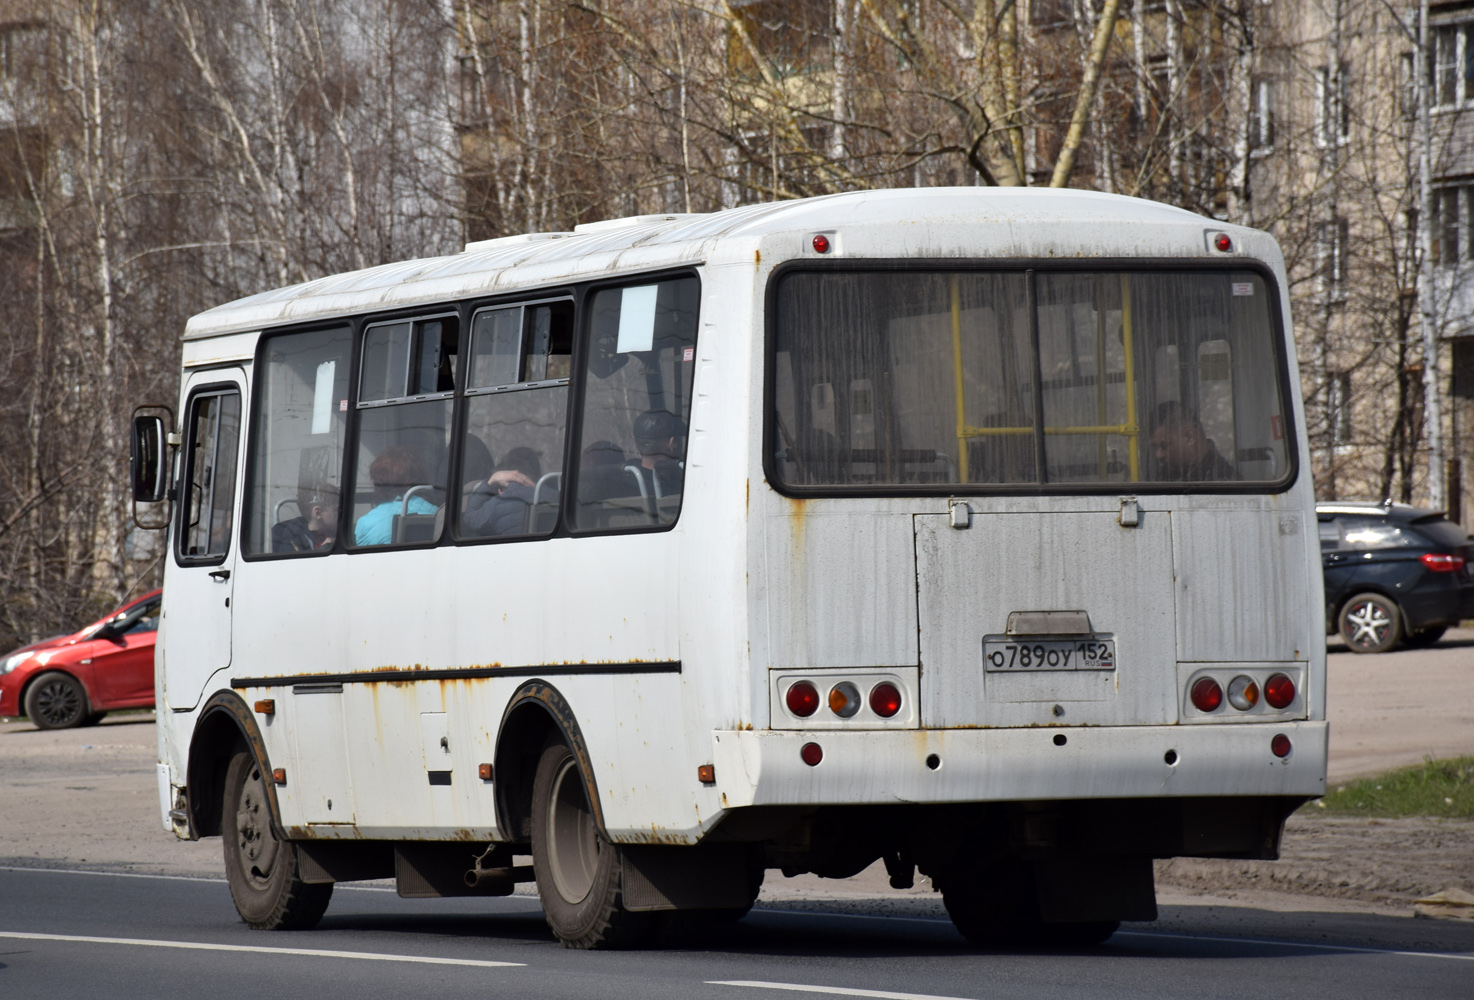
[531,741,652,949]
[222,750,332,930]
[941,860,1118,949]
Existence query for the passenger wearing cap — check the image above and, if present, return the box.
[632,410,687,497]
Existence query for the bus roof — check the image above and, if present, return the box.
[184,187,1234,341]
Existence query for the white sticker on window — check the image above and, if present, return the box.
[1231,282,1253,296]
[616,285,659,353]
[312,360,335,434]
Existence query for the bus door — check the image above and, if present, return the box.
[164,370,245,711]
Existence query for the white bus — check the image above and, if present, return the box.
[133,188,1326,949]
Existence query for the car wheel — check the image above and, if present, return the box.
[531,741,653,949]
[24,672,90,730]
[222,750,332,930]
[1337,593,1402,654]
[1402,625,1447,649]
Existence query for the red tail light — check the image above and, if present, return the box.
[1190,677,1223,713]
[1264,673,1296,709]
[869,682,903,718]
[786,681,820,717]
[1421,552,1466,573]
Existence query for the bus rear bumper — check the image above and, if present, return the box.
[710,722,1327,807]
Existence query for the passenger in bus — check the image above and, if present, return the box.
[1149,401,1237,482]
[462,446,551,536]
[354,445,439,546]
[271,484,338,552]
[629,410,687,496]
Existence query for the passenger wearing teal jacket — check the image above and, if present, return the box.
[355,445,437,546]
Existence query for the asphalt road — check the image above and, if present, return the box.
[2,866,1471,1000]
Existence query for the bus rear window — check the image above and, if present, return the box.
[771,269,1291,491]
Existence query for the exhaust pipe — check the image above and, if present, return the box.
[464,864,536,889]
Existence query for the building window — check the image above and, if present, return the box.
[1248,78,1275,151]
[1432,23,1474,108]
[1327,371,1352,446]
[1318,217,1349,298]
[1431,183,1474,267]
[1315,64,1350,147]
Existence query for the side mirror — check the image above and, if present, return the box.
[131,414,168,502]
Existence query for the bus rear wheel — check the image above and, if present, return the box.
[531,741,652,949]
[222,750,332,930]
[941,860,1118,949]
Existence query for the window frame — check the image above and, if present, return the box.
[451,293,578,545]
[762,257,1300,500]
[238,323,356,563]
[563,268,704,539]
[174,381,244,567]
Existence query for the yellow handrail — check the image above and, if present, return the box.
[945,273,1142,480]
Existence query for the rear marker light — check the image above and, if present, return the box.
[1271,734,1292,758]
[829,681,862,718]
[1227,676,1260,711]
[1421,552,1466,573]
[697,764,716,784]
[1264,673,1296,709]
[1190,677,1224,713]
[812,234,831,254]
[870,682,903,718]
[271,769,287,786]
[801,742,823,766]
[786,681,820,717]
[1213,232,1233,252]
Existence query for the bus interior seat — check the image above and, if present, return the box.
[392,513,440,545]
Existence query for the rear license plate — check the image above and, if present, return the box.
[982,636,1116,672]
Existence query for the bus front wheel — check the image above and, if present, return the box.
[531,741,652,948]
[222,750,332,930]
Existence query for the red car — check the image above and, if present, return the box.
[0,589,161,729]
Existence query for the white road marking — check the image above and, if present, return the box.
[5,868,1468,965]
[708,983,976,1000]
[0,931,524,967]
[0,865,222,884]
[751,910,1474,963]
[1113,930,1474,963]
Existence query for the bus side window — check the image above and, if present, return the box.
[351,315,458,548]
[178,389,241,561]
[456,299,573,540]
[242,327,352,556]
[571,277,699,531]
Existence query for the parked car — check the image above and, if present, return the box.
[0,590,161,729]
[1318,502,1474,653]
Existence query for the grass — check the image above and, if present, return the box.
[1312,756,1474,820]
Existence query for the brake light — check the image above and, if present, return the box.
[1264,673,1296,709]
[786,681,820,717]
[869,682,903,718]
[1421,552,1466,573]
[1190,677,1223,713]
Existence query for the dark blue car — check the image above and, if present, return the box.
[1318,502,1474,653]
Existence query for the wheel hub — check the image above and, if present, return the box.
[546,757,600,904]
[1345,601,1390,649]
[235,767,280,886]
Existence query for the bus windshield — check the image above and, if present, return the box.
[771,269,1291,491]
